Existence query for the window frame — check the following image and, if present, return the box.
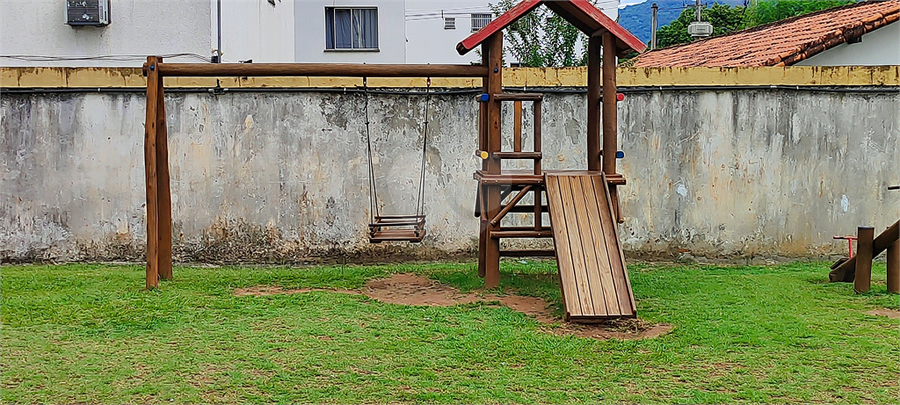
[470,13,492,33]
[325,6,380,52]
[444,17,456,30]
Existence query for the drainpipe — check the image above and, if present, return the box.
[651,3,658,50]
[216,0,222,63]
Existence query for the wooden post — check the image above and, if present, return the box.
[586,35,602,172]
[156,58,173,281]
[601,32,621,222]
[854,226,874,293]
[534,100,542,231]
[514,101,522,152]
[887,237,899,294]
[483,32,504,289]
[143,56,160,290]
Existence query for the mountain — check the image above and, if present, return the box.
[618,0,746,45]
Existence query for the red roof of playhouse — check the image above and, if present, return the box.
[456,0,646,57]
[632,0,900,67]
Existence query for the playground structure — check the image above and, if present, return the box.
[829,186,900,293]
[141,0,646,321]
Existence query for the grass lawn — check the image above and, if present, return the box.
[1,260,897,403]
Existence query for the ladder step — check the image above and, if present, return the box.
[501,249,556,257]
[492,93,544,101]
[493,151,542,160]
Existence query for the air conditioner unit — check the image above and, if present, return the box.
[66,0,110,27]
[688,21,713,38]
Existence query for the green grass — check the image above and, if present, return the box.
[1,260,897,403]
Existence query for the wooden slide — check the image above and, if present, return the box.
[545,173,636,321]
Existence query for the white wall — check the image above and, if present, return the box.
[0,0,211,67]
[404,0,619,65]
[795,22,900,66]
[211,0,296,63]
[294,0,406,63]
[404,1,490,64]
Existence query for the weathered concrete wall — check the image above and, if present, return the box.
[2,87,898,262]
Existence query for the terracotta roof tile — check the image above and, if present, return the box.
[633,0,900,67]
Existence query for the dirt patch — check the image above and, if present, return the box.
[865,309,900,319]
[234,273,672,341]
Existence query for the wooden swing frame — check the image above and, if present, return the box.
[141,0,645,290]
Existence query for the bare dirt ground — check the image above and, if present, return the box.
[865,309,900,319]
[234,273,673,340]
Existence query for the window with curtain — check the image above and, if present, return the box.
[325,7,378,50]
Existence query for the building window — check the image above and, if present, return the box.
[471,13,491,32]
[444,17,455,30]
[325,7,378,50]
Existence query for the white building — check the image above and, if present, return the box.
[0,0,621,66]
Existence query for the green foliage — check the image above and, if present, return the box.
[657,1,857,49]
[746,0,857,27]
[2,261,898,403]
[657,3,747,48]
[490,0,589,67]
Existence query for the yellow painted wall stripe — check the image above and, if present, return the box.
[1,66,897,88]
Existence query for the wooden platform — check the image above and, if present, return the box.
[545,172,636,321]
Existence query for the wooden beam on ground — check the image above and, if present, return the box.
[830,220,900,282]
[888,237,899,294]
[156,63,489,78]
[143,56,160,290]
[854,226,875,293]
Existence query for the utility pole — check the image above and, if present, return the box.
[651,3,658,50]
[695,0,702,22]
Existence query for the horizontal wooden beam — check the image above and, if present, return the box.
[493,151,542,160]
[152,62,489,78]
[492,93,544,101]
[491,229,554,239]
[501,249,556,257]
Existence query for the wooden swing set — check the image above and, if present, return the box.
[141,0,646,322]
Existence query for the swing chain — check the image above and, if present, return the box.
[416,78,431,217]
[363,77,379,223]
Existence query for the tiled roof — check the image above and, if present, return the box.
[633,0,900,67]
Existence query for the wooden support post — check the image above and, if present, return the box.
[601,32,621,223]
[533,100,542,231]
[514,101,522,152]
[854,226,874,293]
[533,100,542,175]
[887,237,899,294]
[483,32,504,289]
[586,36,602,172]
[143,56,160,290]
[156,58,173,281]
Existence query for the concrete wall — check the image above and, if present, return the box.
[796,22,900,67]
[2,67,899,263]
[0,0,211,67]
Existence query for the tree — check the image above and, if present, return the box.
[745,0,856,27]
[656,3,747,48]
[656,1,857,49]
[489,0,589,67]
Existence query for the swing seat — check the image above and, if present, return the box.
[369,214,426,243]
